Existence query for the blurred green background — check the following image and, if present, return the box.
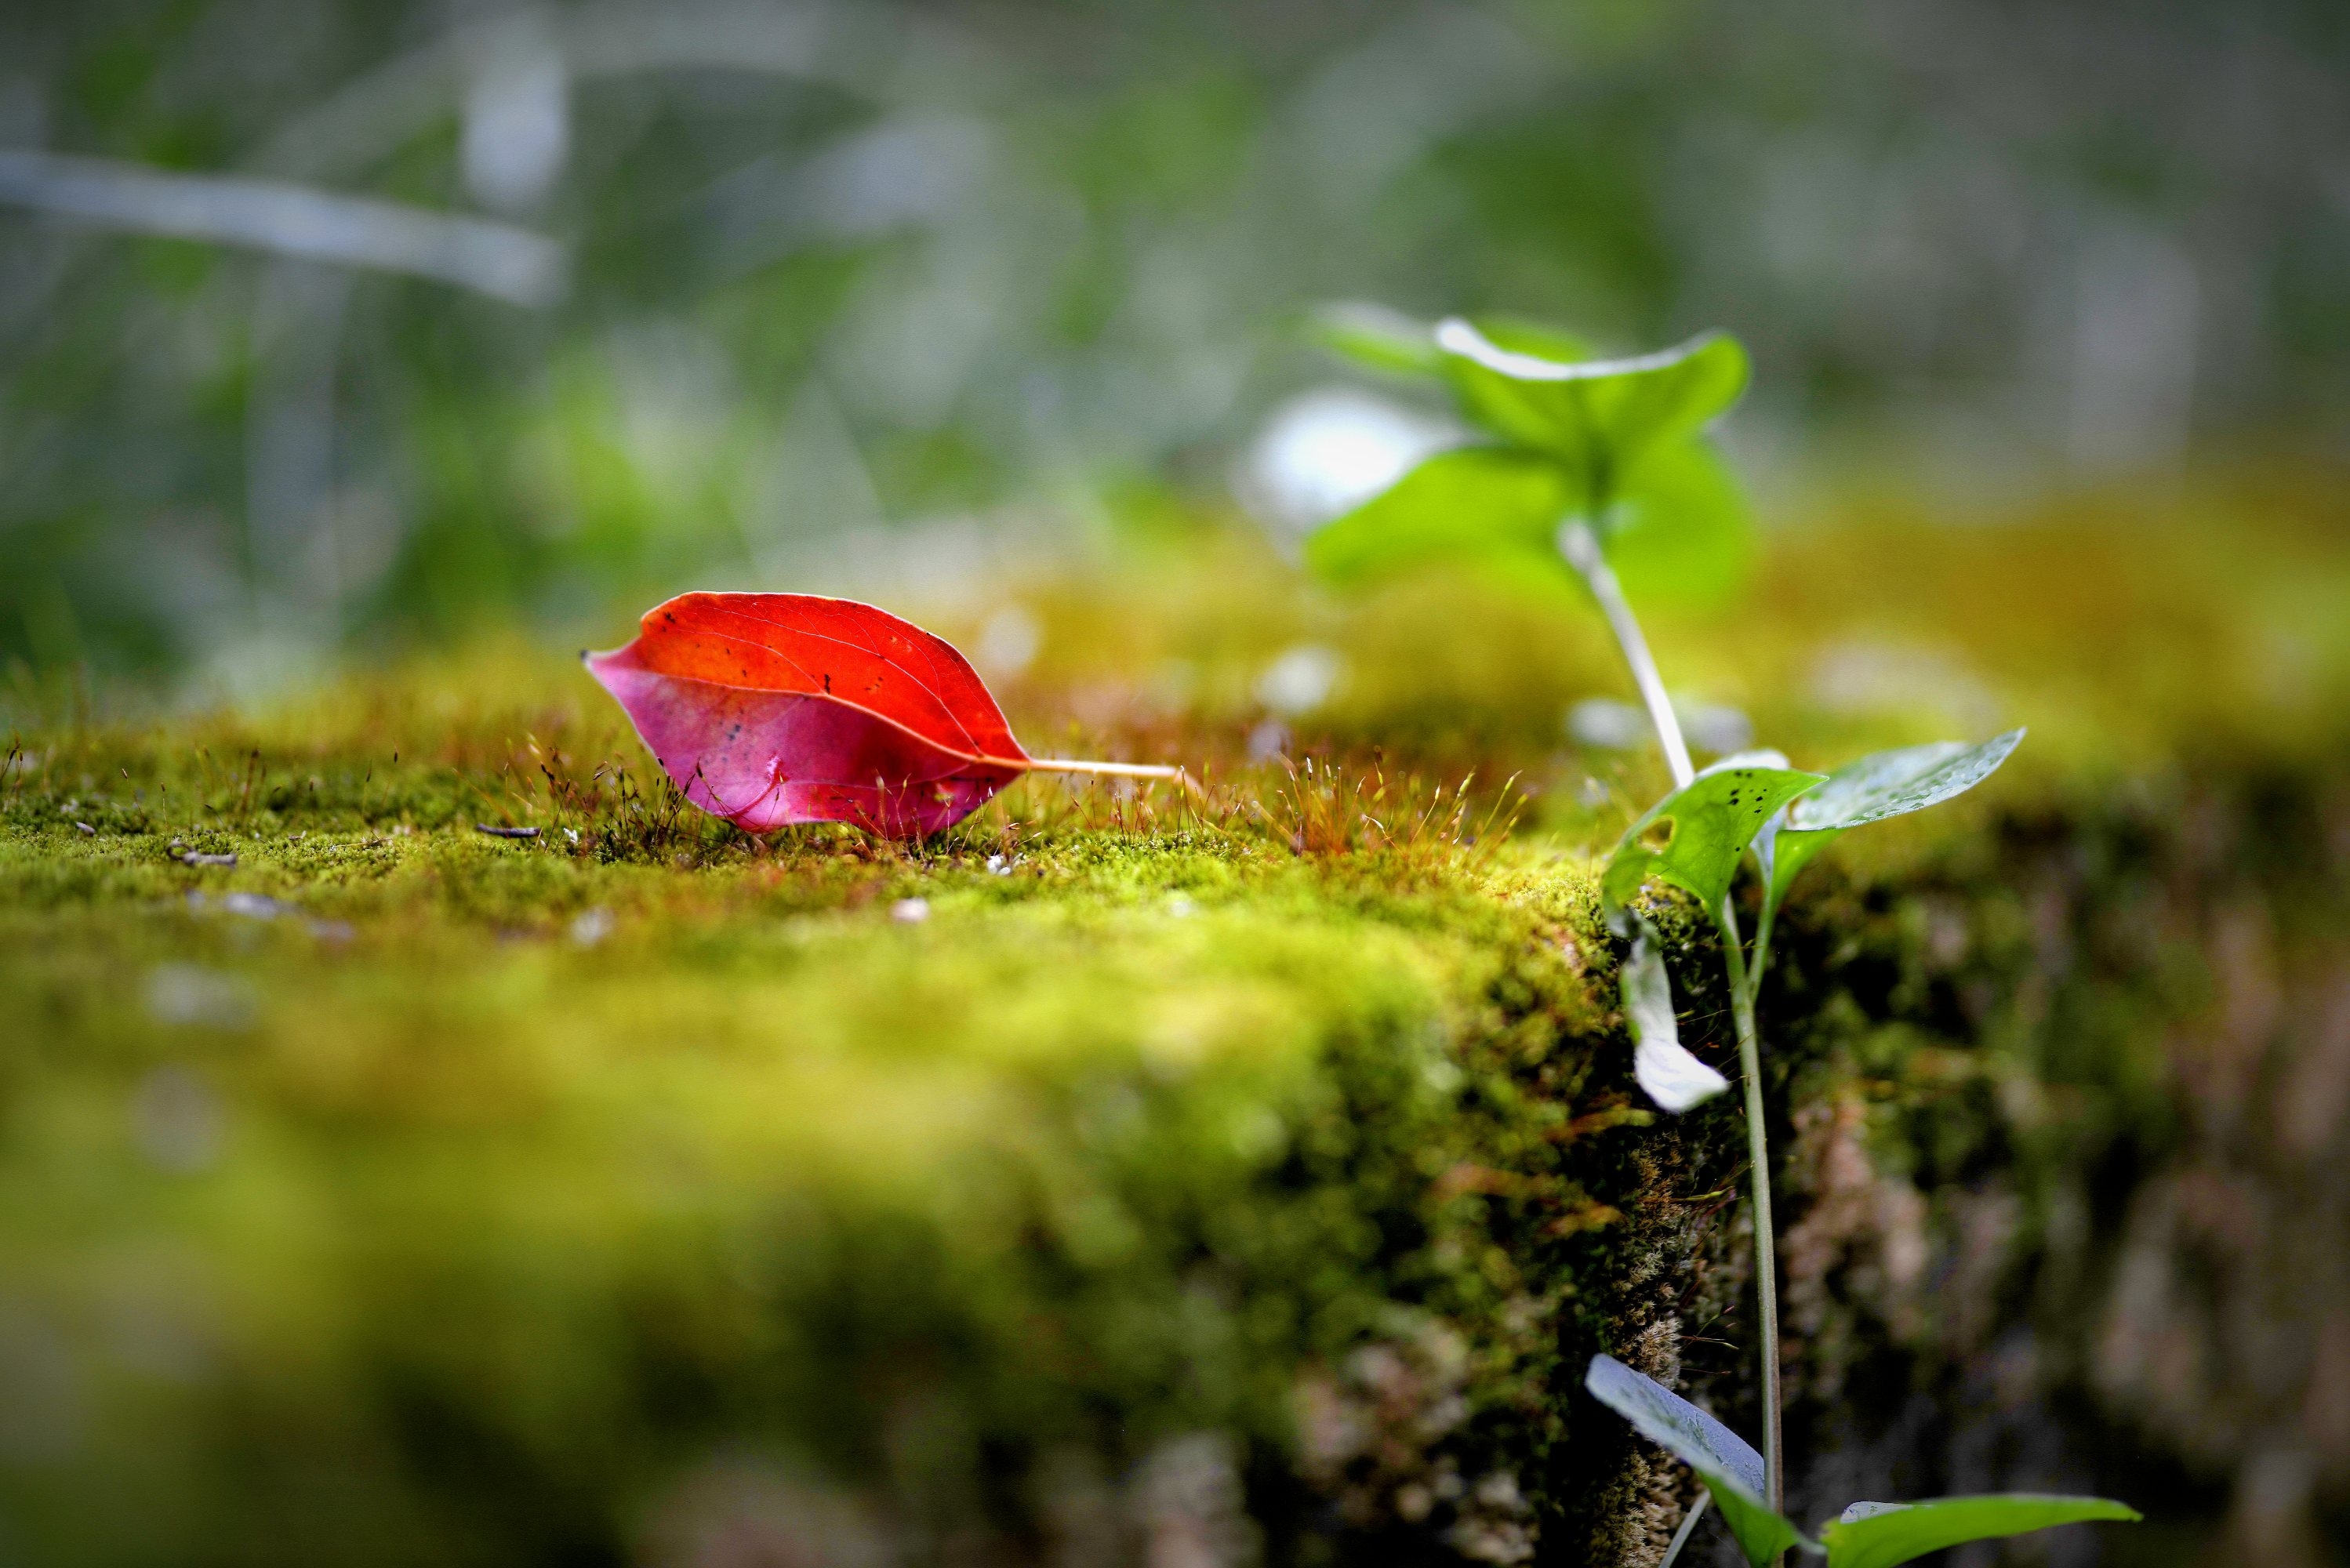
[8,9,2350,1563]
[4,0,2348,695]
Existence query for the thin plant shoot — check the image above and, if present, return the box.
[1308,306,2134,1565]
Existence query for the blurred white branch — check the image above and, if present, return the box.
[251,2,877,185]
[0,151,565,305]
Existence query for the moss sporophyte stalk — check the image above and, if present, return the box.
[1308,304,2134,1566]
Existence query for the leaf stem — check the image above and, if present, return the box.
[1560,519,1694,789]
[1716,895,1783,1520]
[1023,757,1186,780]
[1023,757,1204,800]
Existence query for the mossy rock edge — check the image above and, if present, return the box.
[1,706,1767,1566]
[7,498,2350,1565]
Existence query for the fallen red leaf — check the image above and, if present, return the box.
[587,592,1190,837]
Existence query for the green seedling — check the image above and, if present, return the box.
[1308,307,1755,768]
[1309,307,2129,1557]
[1591,733,2061,1562]
[1588,1356,2140,1568]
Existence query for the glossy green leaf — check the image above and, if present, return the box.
[1607,437,1754,612]
[1789,728,2026,833]
[1435,319,1749,506]
[1305,433,1751,611]
[1819,1494,2139,1568]
[1304,446,1569,586]
[1305,305,1753,612]
[1585,1356,1806,1567]
[1755,730,2025,916]
[1602,757,1824,935]
[1306,300,1445,376]
[1622,929,1730,1111]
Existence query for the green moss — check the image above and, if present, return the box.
[0,691,1748,1566]
[5,502,2348,1563]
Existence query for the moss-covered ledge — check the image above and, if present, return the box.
[0,705,1761,1568]
[9,497,2349,1566]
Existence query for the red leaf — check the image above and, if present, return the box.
[587,593,1185,838]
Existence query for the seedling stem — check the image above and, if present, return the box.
[1716,893,1783,1521]
[1560,520,1694,786]
[1561,513,1785,1541]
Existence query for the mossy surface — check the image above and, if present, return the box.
[0,690,1741,1566]
[5,492,2348,1566]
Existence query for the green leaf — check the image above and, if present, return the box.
[1584,1356,1763,1493]
[1304,306,1753,608]
[1304,446,1571,586]
[1585,1356,1807,1568]
[1607,437,1754,612]
[1305,300,1446,376]
[1311,304,1593,383]
[1788,728,2026,833]
[1819,1494,2140,1568]
[1302,433,1749,609]
[1602,758,1824,935]
[1458,314,1595,365]
[1435,319,1749,510]
[1755,729,2025,918]
[1622,929,1730,1112]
